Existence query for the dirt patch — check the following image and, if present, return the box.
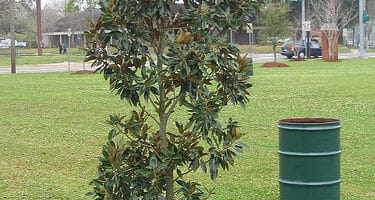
[290,58,306,61]
[72,70,95,74]
[261,62,289,68]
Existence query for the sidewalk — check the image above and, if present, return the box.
[0,61,93,74]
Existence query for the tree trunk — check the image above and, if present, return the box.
[155,30,174,200]
[10,0,16,73]
[165,167,174,200]
[272,44,277,63]
[322,30,339,62]
[36,0,42,56]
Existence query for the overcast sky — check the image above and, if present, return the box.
[41,0,47,7]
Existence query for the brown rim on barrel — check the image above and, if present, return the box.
[279,118,340,124]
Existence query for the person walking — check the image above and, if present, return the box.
[58,43,63,54]
[63,43,67,54]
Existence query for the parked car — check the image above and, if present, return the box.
[0,39,8,48]
[0,39,27,48]
[280,39,322,59]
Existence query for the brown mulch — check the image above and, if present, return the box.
[290,58,306,61]
[261,62,289,68]
[71,70,95,74]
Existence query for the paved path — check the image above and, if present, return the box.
[0,62,92,74]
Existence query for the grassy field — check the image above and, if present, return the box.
[0,47,87,55]
[0,55,86,67]
[0,58,374,199]
[0,48,86,67]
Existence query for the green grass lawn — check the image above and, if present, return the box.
[0,47,87,67]
[0,58,374,199]
[0,47,87,56]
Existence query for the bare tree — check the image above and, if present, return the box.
[366,0,375,45]
[41,5,64,33]
[0,0,35,35]
[310,0,358,61]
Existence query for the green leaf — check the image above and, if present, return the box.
[200,159,207,174]
[149,154,158,169]
[156,161,169,172]
[209,155,218,180]
[175,121,184,134]
[108,129,118,140]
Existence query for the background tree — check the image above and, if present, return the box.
[64,0,80,28]
[365,1,375,47]
[258,2,290,62]
[84,0,99,21]
[0,0,35,35]
[41,3,64,33]
[85,0,263,199]
[310,0,358,61]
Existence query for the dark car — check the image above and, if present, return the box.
[280,40,322,59]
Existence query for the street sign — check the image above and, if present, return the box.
[246,23,253,34]
[302,21,311,32]
[67,28,72,37]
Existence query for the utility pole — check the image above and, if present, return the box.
[306,0,311,59]
[302,0,306,44]
[10,0,16,73]
[359,0,365,57]
[36,0,42,56]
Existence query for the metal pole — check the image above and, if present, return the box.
[68,28,71,71]
[359,0,365,57]
[68,35,71,71]
[36,0,42,56]
[302,0,306,44]
[306,0,311,59]
[10,0,16,74]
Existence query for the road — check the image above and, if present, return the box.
[1,51,375,74]
[251,50,375,63]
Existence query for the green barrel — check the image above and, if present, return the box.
[278,118,341,200]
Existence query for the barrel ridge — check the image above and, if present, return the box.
[279,179,341,186]
[278,150,342,157]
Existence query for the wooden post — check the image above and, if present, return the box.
[10,0,16,73]
[37,0,42,56]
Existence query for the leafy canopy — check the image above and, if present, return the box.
[85,0,263,199]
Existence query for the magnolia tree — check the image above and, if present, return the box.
[258,2,289,62]
[85,0,262,199]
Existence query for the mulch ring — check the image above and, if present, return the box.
[290,58,307,61]
[71,70,95,74]
[261,62,289,68]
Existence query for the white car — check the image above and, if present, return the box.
[0,39,27,48]
[0,39,8,48]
